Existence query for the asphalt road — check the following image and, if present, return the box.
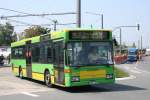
[0,56,150,100]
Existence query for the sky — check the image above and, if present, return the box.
[0,0,150,48]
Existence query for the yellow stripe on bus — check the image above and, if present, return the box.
[51,76,55,84]
[13,67,27,77]
[32,72,44,81]
[80,70,106,79]
[13,67,19,75]
[22,68,26,77]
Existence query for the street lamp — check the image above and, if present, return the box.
[113,24,140,53]
[86,12,104,29]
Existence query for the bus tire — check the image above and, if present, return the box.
[44,70,53,87]
[19,67,23,79]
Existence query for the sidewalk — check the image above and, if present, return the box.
[0,64,11,68]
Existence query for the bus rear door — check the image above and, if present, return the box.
[25,41,32,78]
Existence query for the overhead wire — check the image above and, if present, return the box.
[0,8,76,29]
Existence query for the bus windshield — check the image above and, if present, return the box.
[67,42,113,66]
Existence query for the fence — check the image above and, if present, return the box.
[114,54,127,64]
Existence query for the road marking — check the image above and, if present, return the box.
[116,75,136,81]
[21,92,39,97]
[124,65,142,73]
[130,69,142,73]
[134,66,150,74]
[122,64,148,74]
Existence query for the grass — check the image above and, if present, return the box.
[114,67,129,78]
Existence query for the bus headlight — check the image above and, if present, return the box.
[71,76,80,82]
[106,74,113,79]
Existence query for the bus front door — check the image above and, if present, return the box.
[26,41,32,78]
[53,41,64,85]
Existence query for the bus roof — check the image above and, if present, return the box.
[11,28,112,47]
[11,38,31,47]
[63,28,112,32]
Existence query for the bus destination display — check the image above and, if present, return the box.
[69,31,110,40]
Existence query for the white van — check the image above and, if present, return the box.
[145,49,150,56]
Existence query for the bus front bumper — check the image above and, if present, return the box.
[65,77,115,87]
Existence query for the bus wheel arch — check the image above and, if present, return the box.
[44,69,53,87]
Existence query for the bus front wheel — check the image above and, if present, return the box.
[44,71,52,87]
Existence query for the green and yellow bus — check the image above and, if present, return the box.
[11,29,115,87]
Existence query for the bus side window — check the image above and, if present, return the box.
[53,41,64,67]
[39,43,45,63]
[60,42,64,65]
[18,46,25,59]
[39,40,52,64]
[47,47,52,63]
[11,48,17,59]
[53,43,58,65]
[14,48,18,59]
[32,44,40,62]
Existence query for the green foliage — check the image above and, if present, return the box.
[114,67,129,78]
[0,22,17,46]
[24,26,51,38]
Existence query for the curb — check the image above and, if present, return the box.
[0,65,11,68]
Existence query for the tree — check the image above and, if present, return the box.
[18,32,25,40]
[122,42,128,48]
[24,26,51,38]
[0,22,16,46]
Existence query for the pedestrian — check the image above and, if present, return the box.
[8,54,11,64]
[0,54,4,66]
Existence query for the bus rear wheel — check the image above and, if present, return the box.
[44,71,53,87]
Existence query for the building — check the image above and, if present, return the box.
[0,46,11,58]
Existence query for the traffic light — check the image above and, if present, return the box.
[113,38,118,46]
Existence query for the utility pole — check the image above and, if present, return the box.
[77,0,81,28]
[141,36,142,50]
[119,28,122,54]
[86,12,104,29]
[101,14,103,29]
[53,20,58,31]
[90,24,93,29]
[138,39,140,49]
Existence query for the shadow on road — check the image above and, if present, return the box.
[54,83,147,93]
[22,77,46,85]
[20,78,147,93]
[95,83,147,92]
